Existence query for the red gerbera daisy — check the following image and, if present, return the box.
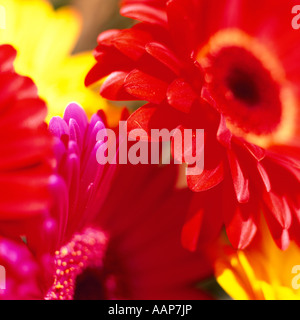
[0,44,54,239]
[1,103,213,300]
[86,0,300,250]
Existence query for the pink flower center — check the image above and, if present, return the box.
[45,228,107,300]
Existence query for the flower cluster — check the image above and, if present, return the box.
[87,0,300,252]
[0,0,299,301]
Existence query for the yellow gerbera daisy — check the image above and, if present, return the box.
[0,0,108,121]
[215,221,300,300]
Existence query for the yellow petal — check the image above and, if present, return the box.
[215,258,252,300]
[0,0,110,122]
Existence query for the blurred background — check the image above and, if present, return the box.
[50,0,132,53]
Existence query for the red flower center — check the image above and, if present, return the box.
[45,228,108,300]
[197,29,297,147]
[226,64,264,108]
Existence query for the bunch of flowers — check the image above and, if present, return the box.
[0,0,299,300]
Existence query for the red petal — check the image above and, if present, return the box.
[112,28,153,60]
[145,42,182,75]
[181,209,203,252]
[187,162,224,192]
[120,4,168,26]
[100,71,134,101]
[0,45,17,72]
[97,29,121,44]
[263,203,291,250]
[167,78,197,113]
[225,204,258,250]
[244,141,266,161]
[263,192,292,230]
[125,69,169,104]
[127,102,183,138]
[257,162,271,192]
[217,115,232,147]
[166,0,201,57]
[85,49,133,86]
[227,149,250,203]
[182,189,223,251]
[127,104,158,139]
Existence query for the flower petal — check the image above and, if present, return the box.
[120,3,168,26]
[227,149,250,204]
[167,78,197,113]
[125,69,169,104]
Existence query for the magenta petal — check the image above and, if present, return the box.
[63,103,88,135]
[85,120,106,160]
[49,175,69,249]
[69,118,84,152]
[49,117,70,139]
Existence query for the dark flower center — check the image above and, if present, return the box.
[74,268,116,300]
[45,228,108,300]
[202,45,282,136]
[197,29,297,146]
[226,68,260,107]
